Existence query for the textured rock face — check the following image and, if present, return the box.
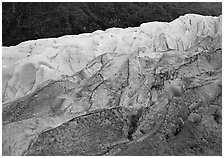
[2,14,222,156]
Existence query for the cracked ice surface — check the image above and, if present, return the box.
[2,14,222,156]
[2,14,222,103]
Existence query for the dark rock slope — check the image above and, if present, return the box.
[2,28,222,155]
[2,2,222,46]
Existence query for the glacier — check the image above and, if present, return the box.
[2,14,222,156]
[2,14,222,103]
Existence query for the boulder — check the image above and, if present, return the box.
[188,113,202,124]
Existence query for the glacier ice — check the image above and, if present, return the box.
[2,14,221,103]
[2,14,222,156]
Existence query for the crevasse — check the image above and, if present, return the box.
[2,14,222,103]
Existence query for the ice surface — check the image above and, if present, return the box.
[2,14,222,103]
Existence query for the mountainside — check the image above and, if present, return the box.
[2,2,222,46]
[2,14,222,156]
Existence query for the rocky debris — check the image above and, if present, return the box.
[24,107,131,156]
[2,14,222,156]
[115,74,222,156]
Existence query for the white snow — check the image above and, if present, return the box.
[2,14,222,103]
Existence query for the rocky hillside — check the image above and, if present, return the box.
[2,14,222,156]
[2,2,222,46]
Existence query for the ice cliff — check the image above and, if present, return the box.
[2,14,222,156]
[2,14,222,103]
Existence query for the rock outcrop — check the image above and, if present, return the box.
[2,14,222,156]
